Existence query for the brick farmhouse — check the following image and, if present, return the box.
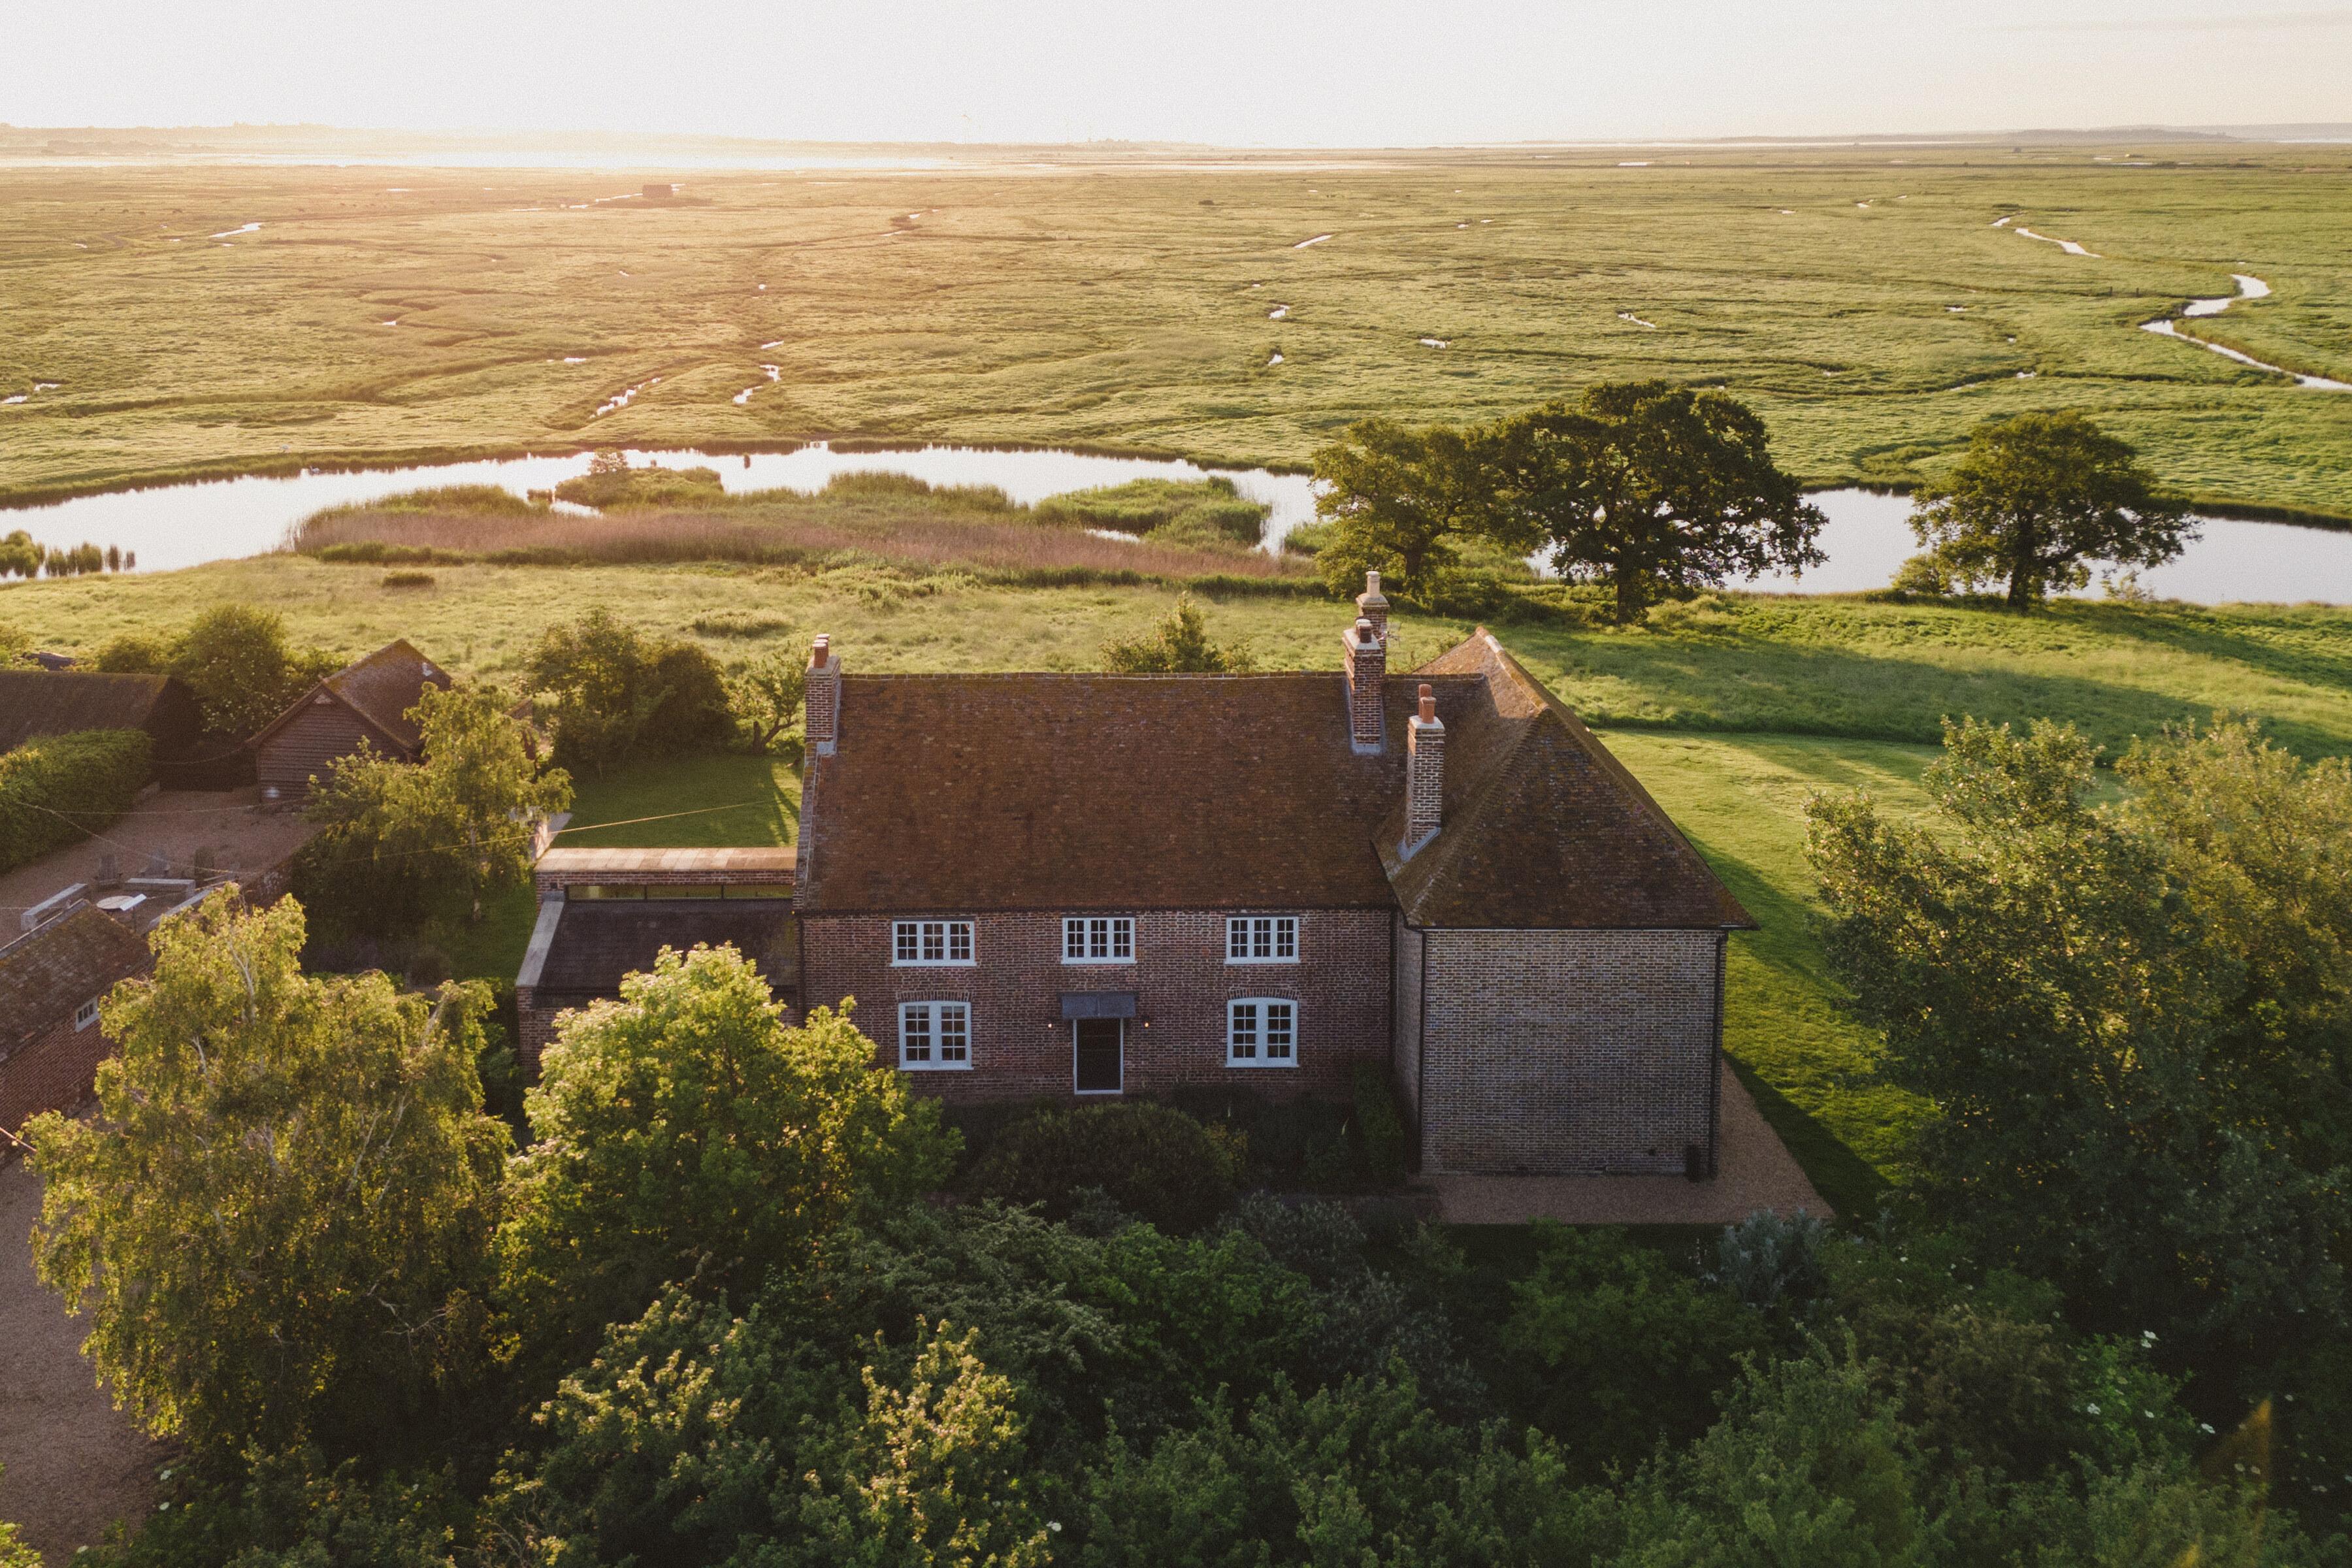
[0,906,152,1140]
[520,577,1753,1177]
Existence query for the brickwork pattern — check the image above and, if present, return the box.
[1417,928,1723,1175]
[1341,622,1385,750]
[1404,710,1444,850]
[1,1013,123,1135]
[800,908,1393,1103]
[805,636,840,755]
[1393,919,1424,1129]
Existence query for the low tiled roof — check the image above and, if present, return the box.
[1381,632,1754,930]
[0,907,152,1055]
[321,640,451,753]
[532,902,796,1000]
[0,671,199,754]
[799,672,1471,913]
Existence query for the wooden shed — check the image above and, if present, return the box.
[252,639,451,799]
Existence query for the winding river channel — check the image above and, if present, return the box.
[7,443,2352,607]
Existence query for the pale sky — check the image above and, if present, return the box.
[6,0,2349,145]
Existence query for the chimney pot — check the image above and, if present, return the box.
[1356,571,1390,641]
[1417,682,1435,723]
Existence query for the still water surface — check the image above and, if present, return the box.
[6,444,2349,607]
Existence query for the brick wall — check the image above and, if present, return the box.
[1392,917,1424,1135]
[1,1011,119,1137]
[1416,927,1723,1175]
[801,908,1393,1103]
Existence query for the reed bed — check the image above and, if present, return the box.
[289,504,1312,583]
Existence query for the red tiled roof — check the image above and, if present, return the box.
[0,907,151,1055]
[1381,632,1755,930]
[797,634,1750,931]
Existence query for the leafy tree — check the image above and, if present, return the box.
[1308,418,1486,601]
[1478,381,1825,624]
[27,892,510,1458]
[1501,1224,1768,1478]
[0,529,41,578]
[295,684,571,933]
[526,608,732,773]
[0,619,25,662]
[497,951,957,1361]
[1072,1368,1614,1567]
[90,629,173,673]
[1806,717,2352,1382]
[167,604,338,739]
[728,647,806,755]
[0,1471,35,1568]
[1098,595,1254,673]
[1909,411,2190,608]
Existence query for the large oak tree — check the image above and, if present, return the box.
[1478,382,1825,623]
[1909,411,2190,608]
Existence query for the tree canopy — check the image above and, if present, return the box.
[295,683,571,934]
[1808,716,2352,1450]
[27,892,510,1458]
[1909,411,2191,607]
[1307,418,1486,602]
[1477,382,1825,623]
[497,949,958,1361]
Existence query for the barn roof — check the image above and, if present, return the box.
[0,671,194,753]
[252,639,451,753]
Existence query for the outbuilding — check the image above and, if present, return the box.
[251,639,451,800]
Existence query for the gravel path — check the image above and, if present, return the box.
[0,1158,163,1565]
[1430,1059,1833,1226]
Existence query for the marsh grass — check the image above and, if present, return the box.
[3,150,2347,520]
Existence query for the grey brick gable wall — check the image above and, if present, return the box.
[1414,927,1724,1175]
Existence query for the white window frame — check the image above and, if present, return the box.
[892,919,975,967]
[1062,915,1135,964]
[1226,998,1298,1068]
[73,996,101,1032]
[898,1001,972,1070]
[1226,915,1299,964]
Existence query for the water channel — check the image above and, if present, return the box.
[6,443,2351,606]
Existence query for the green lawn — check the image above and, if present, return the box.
[433,753,800,983]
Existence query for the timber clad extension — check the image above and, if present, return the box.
[517,575,1757,1177]
[252,639,451,798]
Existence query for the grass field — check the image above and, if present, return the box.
[13,553,2349,1202]
[3,145,2349,521]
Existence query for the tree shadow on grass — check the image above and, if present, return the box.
[1727,1055,1891,1225]
[1505,613,2352,757]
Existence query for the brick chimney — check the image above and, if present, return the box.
[806,634,840,756]
[1343,615,1384,753]
[1401,683,1445,857]
[1356,570,1389,640]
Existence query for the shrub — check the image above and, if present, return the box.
[966,1102,1239,1233]
[89,631,172,673]
[380,569,435,588]
[640,641,734,753]
[1352,1063,1409,1186]
[527,608,734,773]
[0,728,152,874]
[1100,594,1255,672]
[693,610,793,638]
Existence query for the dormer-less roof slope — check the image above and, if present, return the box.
[250,639,451,753]
[0,907,151,1056]
[0,670,201,755]
[798,673,1477,913]
[1380,630,1754,930]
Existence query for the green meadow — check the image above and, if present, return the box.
[14,550,2352,1206]
[2,144,2350,519]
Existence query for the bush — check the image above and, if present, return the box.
[526,608,734,773]
[379,570,435,589]
[0,728,152,874]
[1352,1063,1409,1186]
[640,642,734,753]
[554,464,727,510]
[1100,594,1255,673]
[168,604,338,739]
[966,1102,1239,1233]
